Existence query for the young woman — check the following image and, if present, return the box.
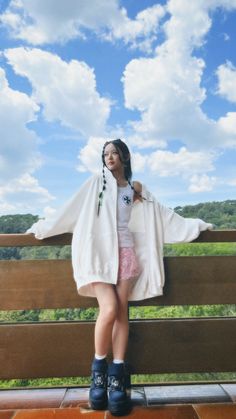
[89,140,142,415]
[27,139,213,416]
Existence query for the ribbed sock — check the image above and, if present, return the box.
[95,353,107,360]
[113,359,124,364]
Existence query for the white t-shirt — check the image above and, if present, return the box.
[117,183,134,247]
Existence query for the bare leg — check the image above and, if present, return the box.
[112,279,133,360]
[93,282,118,356]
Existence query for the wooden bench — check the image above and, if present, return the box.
[0,230,236,383]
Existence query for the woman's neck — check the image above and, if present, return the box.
[111,169,127,186]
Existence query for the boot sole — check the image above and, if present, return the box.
[89,401,107,410]
[108,399,132,416]
[89,399,108,410]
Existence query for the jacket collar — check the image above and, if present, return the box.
[104,166,116,185]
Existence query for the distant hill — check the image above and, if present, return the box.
[174,199,236,229]
[0,199,235,234]
[0,214,39,234]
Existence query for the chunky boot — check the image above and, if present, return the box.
[108,362,132,416]
[89,358,108,410]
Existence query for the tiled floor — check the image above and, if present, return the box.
[0,384,236,418]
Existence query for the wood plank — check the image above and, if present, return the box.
[0,256,235,310]
[0,233,72,247]
[0,318,236,379]
[0,230,235,247]
[135,254,236,307]
[192,229,236,243]
[0,260,97,310]
[128,318,236,374]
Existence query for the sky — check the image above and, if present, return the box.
[0,0,236,217]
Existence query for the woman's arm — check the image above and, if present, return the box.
[133,180,143,202]
[158,202,213,243]
[26,175,99,239]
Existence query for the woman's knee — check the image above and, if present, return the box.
[100,302,118,323]
[116,303,128,321]
[115,283,130,315]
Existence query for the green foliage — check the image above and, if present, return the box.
[0,308,98,323]
[175,199,236,229]
[0,376,90,388]
[0,214,39,233]
[0,214,39,260]
[0,310,41,322]
[18,245,71,260]
[129,304,236,319]
[0,247,21,260]
[131,372,236,384]
[164,242,236,257]
[41,308,98,321]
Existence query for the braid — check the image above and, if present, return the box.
[97,144,107,216]
[127,179,147,202]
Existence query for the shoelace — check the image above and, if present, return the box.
[93,371,107,388]
[108,375,125,392]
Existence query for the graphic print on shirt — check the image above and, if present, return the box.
[122,194,132,205]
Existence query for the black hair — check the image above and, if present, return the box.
[97,139,146,215]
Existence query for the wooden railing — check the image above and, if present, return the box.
[0,230,236,381]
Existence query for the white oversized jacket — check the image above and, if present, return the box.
[26,169,212,301]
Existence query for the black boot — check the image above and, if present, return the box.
[89,358,108,410]
[108,362,132,416]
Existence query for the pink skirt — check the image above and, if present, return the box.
[118,247,140,281]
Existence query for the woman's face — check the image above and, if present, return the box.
[104,143,123,172]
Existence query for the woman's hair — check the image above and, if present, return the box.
[97,138,145,215]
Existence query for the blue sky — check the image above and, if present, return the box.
[0,0,235,217]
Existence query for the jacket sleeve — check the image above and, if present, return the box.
[158,202,213,244]
[25,175,99,239]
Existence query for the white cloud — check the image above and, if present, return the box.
[127,134,166,149]
[218,112,236,135]
[42,206,57,218]
[0,67,41,182]
[0,202,16,214]
[131,152,147,173]
[0,173,54,201]
[206,0,236,10]
[163,0,212,49]
[77,137,105,174]
[122,0,236,150]
[222,33,230,41]
[106,4,166,53]
[189,174,217,193]
[0,66,58,215]
[0,0,166,51]
[216,61,236,103]
[147,147,215,177]
[4,47,111,137]
[0,173,55,215]
[227,178,236,186]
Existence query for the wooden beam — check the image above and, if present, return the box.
[0,259,96,310]
[192,229,236,243]
[0,318,235,379]
[0,256,235,310]
[0,230,235,247]
[0,233,72,247]
[128,317,236,374]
